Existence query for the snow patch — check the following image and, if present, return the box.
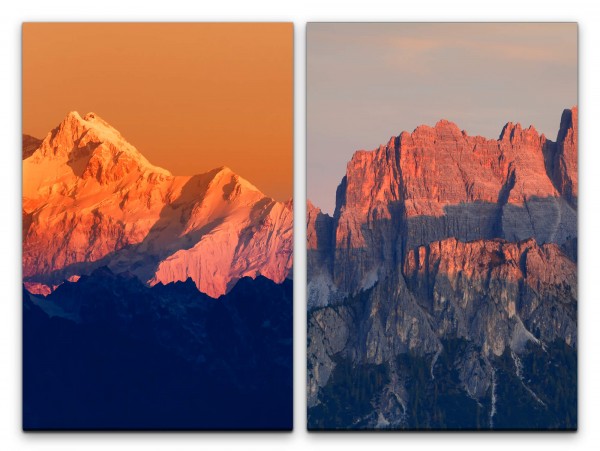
[510,316,540,352]
[361,267,379,290]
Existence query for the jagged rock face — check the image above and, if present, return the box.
[23,112,293,298]
[307,273,441,407]
[307,108,577,428]
[547,107,578,208]
[309,108,578,299]
[308,237,576,408]
[307,201,340,308]
[403,238,577,351]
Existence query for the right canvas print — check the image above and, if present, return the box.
[307,23,577,430]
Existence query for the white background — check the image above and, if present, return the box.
[1,1,599,449]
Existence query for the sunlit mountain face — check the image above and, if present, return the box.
[307,108,577,430]
[23,111,293,298]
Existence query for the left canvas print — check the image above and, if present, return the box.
[22,23,293,430]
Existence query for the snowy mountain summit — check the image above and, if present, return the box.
[23,112,293,298]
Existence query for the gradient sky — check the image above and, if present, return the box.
[23,23,293,201]
[307,23,578,214]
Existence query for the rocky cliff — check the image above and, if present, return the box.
[308,107,577,303]
[23,112,293,298]
[307,108,578,429]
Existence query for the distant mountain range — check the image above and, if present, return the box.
[307,108,577,429]
[23,112,293,298]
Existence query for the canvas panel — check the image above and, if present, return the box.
[22,22,294,431]
[306,22,577,431]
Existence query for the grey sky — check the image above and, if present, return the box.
[307,23,577,214]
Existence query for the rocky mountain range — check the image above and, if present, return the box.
[307,108,578,429]
[23,112,293,298]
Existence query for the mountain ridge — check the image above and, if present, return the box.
[311,106,578,219]
[308,107,577,300]
[23,112,293,298]
[307,107,577,429]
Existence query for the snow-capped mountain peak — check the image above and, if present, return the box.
[23,112,293,298]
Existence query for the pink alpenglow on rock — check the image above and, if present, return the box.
[307,108,577,302]
[23,112,293,298]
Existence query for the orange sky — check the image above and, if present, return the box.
[22,23,293,201]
